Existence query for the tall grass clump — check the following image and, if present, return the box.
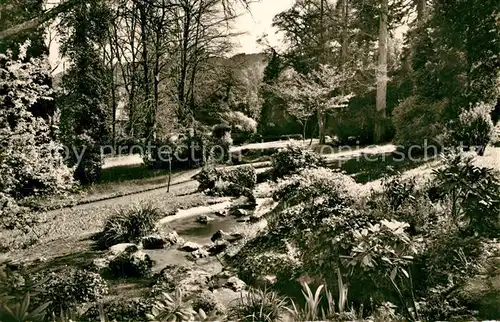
[228,288,288,322]
[98,204,161,248]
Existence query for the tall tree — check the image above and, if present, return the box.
[58,0,112,184]
[375,0,389,141]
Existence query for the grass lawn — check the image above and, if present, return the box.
[336,153,432,183]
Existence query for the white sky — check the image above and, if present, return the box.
[232,0,296,54]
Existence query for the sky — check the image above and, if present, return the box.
[232,0,296,54]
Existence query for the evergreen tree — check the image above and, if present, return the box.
[58,0,111,184]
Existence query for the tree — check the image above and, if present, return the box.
[58,0,112,184]
[0,42,73,199]
[274,65,354,143]
[375,0,389,142]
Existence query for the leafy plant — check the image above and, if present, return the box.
[98,203,161,248]
[0,264,50,322]
[228,288,288,322]
[271,145,325,179]
[452,102,495,155]
[196,164,257,194]
[432,153,500,237]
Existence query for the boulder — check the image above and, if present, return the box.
[211,230,243,243]
[154,265,212,296]
[191,248,210,259]
[231,195,256,210]
[180,241,201,252]
[206,240,229,256]
[108,250,153,278]
[141,235,167,249]
[226,276,246,292]
[196,215,215,225]
[109,243,139,255]
[214,210,228,217]
[231,208,251,217]
[165,231,183,246]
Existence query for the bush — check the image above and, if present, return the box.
[108,251,153,278]
[98,204,161,248]
[228,288,288,322]
[81,299,152,322]
[223,111,257,134]
[452,101,495,154]
[42,268,108,314]
[392,96,447,153]
[273,167,358,207]
[271,145,325,179]
[143,134,206,170]
[0,44,74,199]
[432,153,500,237]
[196,165,257,196]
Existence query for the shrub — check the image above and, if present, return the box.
[392,96,447,153]
[191,290,225,315]
[81,299,152,322]
[0,43,74,199]
[0,263,50,322]
[143,134,206,170]
[273,167,358,206]
[271,145,325,179]
[108,250,154,278]
[197,165,257,196]
[432,153,500,237]
[228,288,288,322]
[223,111,257,134]
[452,101,495,154]
[98,204,161,248]
[42,268,108,314]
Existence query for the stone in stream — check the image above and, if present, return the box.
[109,243,139,255]
[191,248,210,259]
[211,230,244,243]
[206,240,230,256]
[164,231,183,246]
[179,241,202,252]
[141,234,167,249]
[231,208,251,217]
[214,210,228,217]
[231,195,256,210]
[196,215,215,225]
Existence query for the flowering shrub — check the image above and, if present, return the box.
[0,44,73,199]
[271,145,325,179]
[223,111,257,134]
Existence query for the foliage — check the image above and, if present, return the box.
[58,0,111,184]
[227,288,288,322]
[108,250,154,278]
[98,204,161,248]
[196,165,257,196]
[271,145,325,179]
[147,288,220,322]
[273,167,358,206]
[0,43,74,200]
[452,101,495,151]
[432,153,500,237]
[81,299,152,322]
[143,134,207,170]
[392,96,448,152]
[41,268,108,315]
[0,263,50,322]
[223,111,257,134]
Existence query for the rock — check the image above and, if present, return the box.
[232,208,251,217]
[154,265,212,297]
[191,248,210,259]
[165,231,183,246]
[206,240,229,256]
[141,235,167,249]
[109,243,139,255]
[180,241,201,252]
[213,288,247,307]
[226,276,246,292]
[236,217,250,223]
[231,195,256,210]
[214,210,228,217]
[196,215,215,225]
[211,230,243,243]
[108,250,153,278]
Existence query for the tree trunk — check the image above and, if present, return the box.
[375,0,388,143]
[138,2,152,140]
[339,0,349,67]
[416,0,427,22]
[318,107,326,145]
